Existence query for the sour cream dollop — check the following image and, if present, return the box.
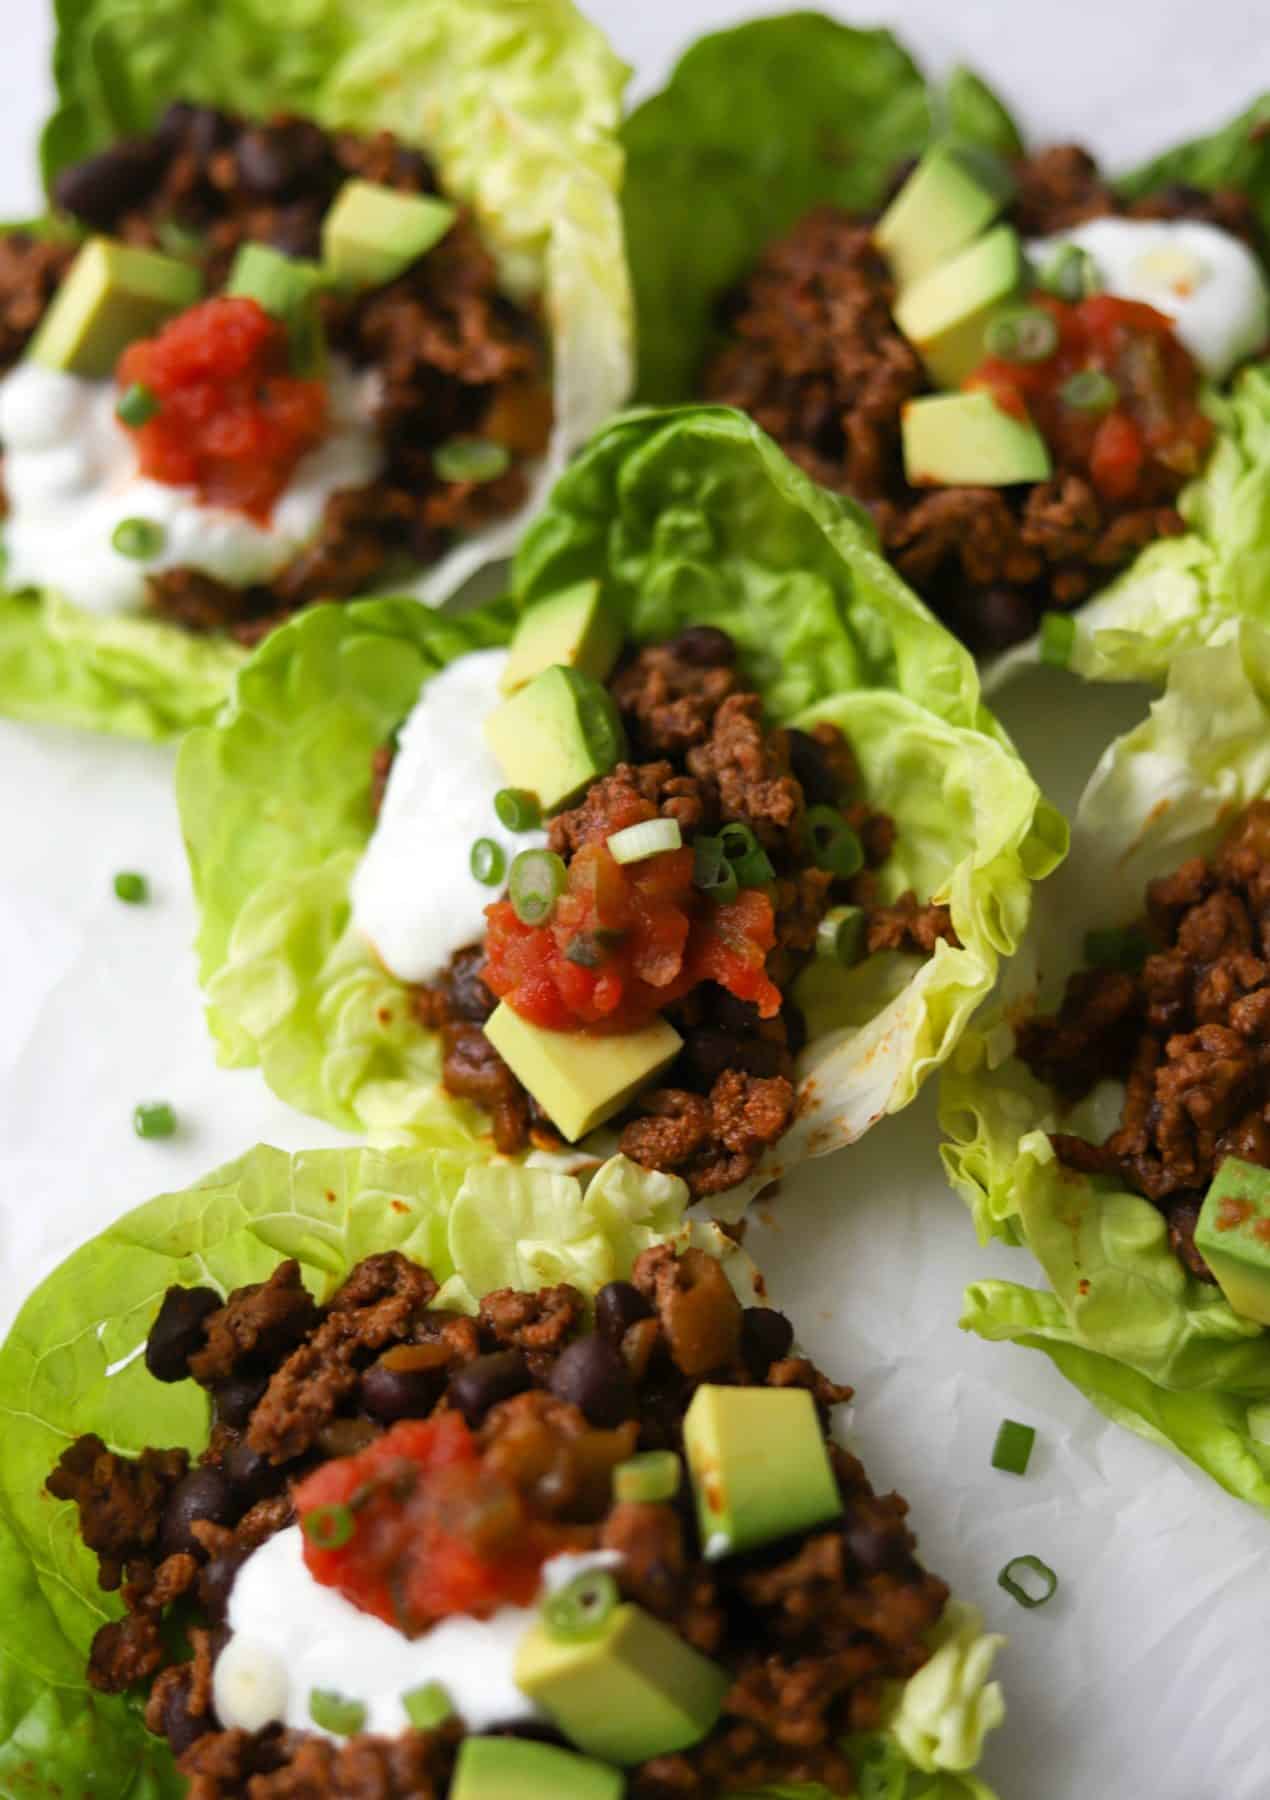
[1028,217,1270,380]
[216,1529,617,1740]
[0,357,383,614]
[351,647,548,984]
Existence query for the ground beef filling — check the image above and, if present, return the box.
[50,1249,951,1797]
[0,104,550,640]
[701,145,1263,654]
[1015,802,1270,1280]
[409,627,956,1191]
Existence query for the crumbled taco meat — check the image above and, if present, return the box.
[406,626,956,1191]
[1016,801,1270,1280]
[701,147,1262,653]
[51,1246,950,1795]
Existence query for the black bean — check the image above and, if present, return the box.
[198,1547,249,1623]
[593,1280,652,1343]
[361,1354,445,1424]
[549,1334,635,1428]
[683,1026,788,1089]
[222,1440,282,1506]
[159,1466,233,1560]
[236,121,330,199]
[741,1306,795,1378]
[448,1350,530,1426]
[670,625,736,667]
[486,1720,570,1746]
[959,586,1038,656]
[785,728,839,806]
[160,1673,212,1757]
[53,137,172,230]
[843,1518,907,1576]
[156,102,235,160]
[267,202,324,260]
[145,1285,221,1383]
[213,1372,270,1429]
[442,946,498,1023]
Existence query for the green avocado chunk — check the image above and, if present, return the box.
[484,664,626,812]
[893,222,1024,388]
[449,1734,622,1800]
[515,1598,728,1765]
[683,1384,842,1559]
[323,178,457,289]
[1195,1157,1270,1325]
[29,236,201,378]
[500,581,624,695]
[901,391,1051,487]
[875,140,1013,289]
[483,1003,682,1143]
[225,243,327,373]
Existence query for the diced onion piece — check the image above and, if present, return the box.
[608,817,683,864]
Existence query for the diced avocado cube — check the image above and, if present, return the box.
[484,665,626,813]
[683,1385,842,1559]
[449,1735,622,1800]
[29,237,201,378]
[875,141,1013,289]
[514,1600,728,1766]
[893,223,1025,388]
[322,178,457,290]
[225,243,326,373]
[1195,1157,1270,1325]
[901,391,1051,487]
[483,1004,682,1143]
[500,581,624,696]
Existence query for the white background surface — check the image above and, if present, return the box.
[2,5,1270,1797]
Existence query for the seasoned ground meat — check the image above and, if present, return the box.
[621,1070,796,1199]
[702,147,1263,653]
[189,1259,318,1384]
[548,760,710,856]
[8,103,550,639]
[611,629,740,757]
[1017,802,1270,1279]
[53,1249,952,1796]
[46,1435,189,1592]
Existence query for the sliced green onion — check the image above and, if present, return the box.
[308,1688,367,1736]
[1037,243,1101,303]
[133,1101,176,1140]
[719,820,775,887]
[302,1502,355,1549]
[816,904,867,966]
[614,1450,681,1505]
[401,1680,453,1731]
[433,437,511,484]
[542,1568,619,1643]
[509,848,567,926]
[470,837,506,887]
[111,517,165,560]
[494,787,541,832]
[991,1419,1036,1476]
[113,870,149,905]
[983,306,1059,364]
[1060,368,1118,413]
[804,806,864,879]
[1038,610,1077,669]
[693,834,739,904]
[608,817,682,865]
[997,1553,1058,1609]
[1083,924,1150,973]
[115,382,158,428]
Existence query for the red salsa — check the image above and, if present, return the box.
[116,296,329,520]
[966,293,1212,504]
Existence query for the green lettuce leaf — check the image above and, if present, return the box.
[0,1142,1001,1792]
[1117,92,1270,237]
[179,404,1064,1212]
[3,0,631,738]
[941,623,1270,1507]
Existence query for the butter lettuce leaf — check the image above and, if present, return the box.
[180,405,1063,1211]
[1117,91,1270,237]
[0,1140,999,1792]
[3,0,631,738]
[941,624,1270,1507]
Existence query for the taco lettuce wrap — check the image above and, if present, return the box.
[177,405,1064,1216]
[0,1140,1004,1795]
[622,12,1270,674]
[0,0,631,739]
[941,623,1270,1509]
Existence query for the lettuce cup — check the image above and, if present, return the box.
[177,405,1064,1216]
[622,12,1270,676]
[0,0,631,739]
[0,1140,1005,1796]
[942,624,1270,1510]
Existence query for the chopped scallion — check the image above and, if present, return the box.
[401,1680,453,1731]
[718,820,775,886]
[302,1502,355,1550]
[816,904,867,966]
[133,1101,176,1140]
[509,848,567,926]
[983,306,1059,364]
[433,437,511,484]
[113,870,149,904]
[608,817,682,864]
[1037,242,1101,303]
[991,1419,1036,1476]
[997,1553,1058,1609]
[494,787,541,832]
[542,1568,619,1643]
[804,806,864,879]
[111,517,165,560]
[693,835,739,903]
[115,382,159,428]
[1060,368,1118,413]
[308,1688,367,1736]
[470,837,506,887]
[1038,610,1077,669]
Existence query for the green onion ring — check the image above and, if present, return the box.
[997,1554,1058,1609]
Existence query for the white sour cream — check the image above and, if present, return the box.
[0,357,383,614]
[350,648,548,984]
[217,1529,618,1741]
[1028,217,1270,380]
